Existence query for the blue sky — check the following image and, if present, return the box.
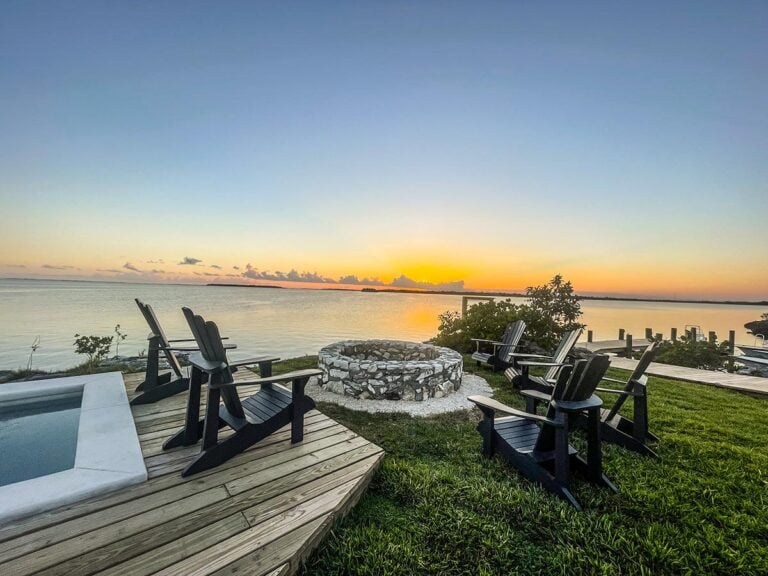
[1,1,766,298]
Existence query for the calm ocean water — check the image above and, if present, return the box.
[0,279,764,370]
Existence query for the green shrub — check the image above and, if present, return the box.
[73,334,113,373]
[655,336,729,371]
[433,274,584,352]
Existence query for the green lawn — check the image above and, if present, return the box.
[274,356,768,575]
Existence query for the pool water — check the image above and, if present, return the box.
[0,393,82,487]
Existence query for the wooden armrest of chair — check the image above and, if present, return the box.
[467,395,562,427]
[164,343,236,352]
[508,352,553,359]
[595,387,642,397]
[519,389,552,403]
[551,395,603,412]
[516,360,569,368]
[214,368,322,389]
[162,346,200,352]
[472,339,505,352]
[188,354,229,374]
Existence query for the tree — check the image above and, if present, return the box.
[433,274,584,352]
[73,334,113,373]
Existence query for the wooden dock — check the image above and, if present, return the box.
[610,357,768,396]
[581,338,651,353]
[0,371,384,576]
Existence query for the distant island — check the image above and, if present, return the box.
[205,282,767,307]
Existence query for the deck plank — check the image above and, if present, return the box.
[0,371,383,576]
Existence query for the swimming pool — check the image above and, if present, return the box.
[0,373,147,523]
[0,392,82,487]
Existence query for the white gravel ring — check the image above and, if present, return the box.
[305,372,492,416]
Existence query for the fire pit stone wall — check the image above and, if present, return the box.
[318,339,463,401]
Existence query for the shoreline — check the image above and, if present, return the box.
[2,277,766,307]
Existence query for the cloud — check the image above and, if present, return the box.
[241,267,335,283]
[123,262,142,273]
[389,274,465,292]
[97,268,123,274]
[42,264,80,270]
[150,269,165,274]
[145,259,165,264]
[338,275,385,286]
[232,265,240,270]
[179,256,202,266]
[210,264,222,269]
[3,264,26,268]
[238,265,464,291]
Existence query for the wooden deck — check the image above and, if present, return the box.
[610,356,768,396]
[0,371,384,576]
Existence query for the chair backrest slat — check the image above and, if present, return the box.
[563,354,610,402]
[536,354,610,453]
[135,299,183,377]
[498,320,527,362]
[544,328,583,380]
[182,307,244,418]
[605,342,659,421]
[629,341,659,383]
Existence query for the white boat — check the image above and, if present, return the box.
[736,335,768,360]
[734,355,768,369]
[684,325,708,342]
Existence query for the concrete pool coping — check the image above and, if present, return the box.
[0,372,147,523]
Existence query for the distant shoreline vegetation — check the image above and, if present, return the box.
[1,278,765,307]
[206,282,768,307]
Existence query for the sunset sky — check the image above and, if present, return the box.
[1,2,766,300]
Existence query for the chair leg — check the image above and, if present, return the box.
[131,377,188,405]
[163,367,205,450]
[586,407,603,484]
[554,412,570,489]
[136,335,162,392]
[291,377,309,443]
[202,385,221,450]
[634,384,649,444]
[601,423,659,458]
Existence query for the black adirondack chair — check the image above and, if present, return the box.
[163,307,320,477]
[595,341,660,457]
[132,299,197,405]
[132,299,278,405]
[504,328,582,391]
[522,342,661,458]
[471,320,527,371]
[469,354,617,510]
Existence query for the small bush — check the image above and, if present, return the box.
[433,274,584,352]
[655,337,729,371]
[73,334,114,373]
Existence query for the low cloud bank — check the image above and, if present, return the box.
[240,264,463,291]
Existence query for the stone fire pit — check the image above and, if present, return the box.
[318,339,463,401]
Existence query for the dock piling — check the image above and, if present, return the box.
[728,330,736,372]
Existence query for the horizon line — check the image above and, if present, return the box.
[2,276,767,307]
